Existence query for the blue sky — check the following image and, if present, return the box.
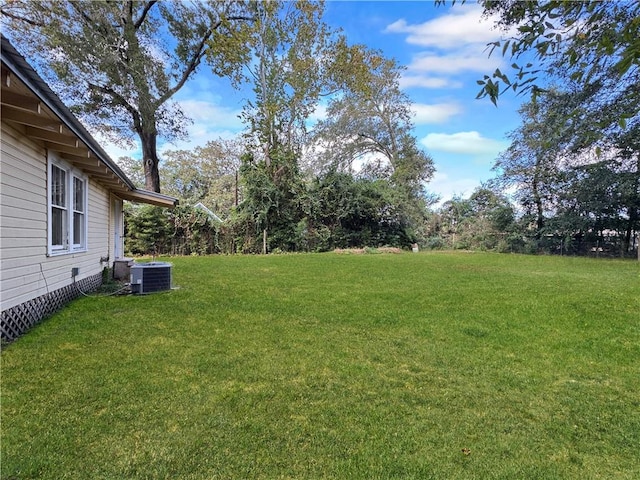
[103,1,526,204]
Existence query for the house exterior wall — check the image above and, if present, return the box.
[1,121,112,315]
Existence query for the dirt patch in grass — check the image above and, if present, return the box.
[333,247,403,254]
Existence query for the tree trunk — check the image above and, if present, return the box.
[140,130,161,193]
[532,177,544,239]
[623,213,634,256]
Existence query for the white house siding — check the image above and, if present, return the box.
[1,122,48,312]
[88,177,111,261]
[0,121,111,313]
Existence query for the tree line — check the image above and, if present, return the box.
[3,1,638,258]
[122,139,432,255]
[476,0,639,258]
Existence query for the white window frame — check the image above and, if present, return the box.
[47,152,88,256]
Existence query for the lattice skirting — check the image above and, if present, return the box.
[1,273,103,344]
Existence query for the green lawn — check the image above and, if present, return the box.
[2,252,639,479]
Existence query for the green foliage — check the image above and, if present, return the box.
[551,158,640,255]
[308,51,434,248]
[425,188,520,252]
[230,1,428,253]
[492,89,639,256]
[170,205,221,256]
[125,203,222,256]
[161,139,242,217]
[312,52,435,197]
[494,92,568,235]
[312,172,413,249]
[434,1,640,257]
[240,0,335,159]
[475,3,639,246]
[232,159,418,253]
[124,204,172,256]
[116,156,145,188]
[235,149,306,253]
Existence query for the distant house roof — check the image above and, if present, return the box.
[0,35,177,208]
[194,202,223,222]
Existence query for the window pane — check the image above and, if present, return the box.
[52,206,67,247]
[74,177,84,212]
[73,212,84,245]
[51,165,66,207]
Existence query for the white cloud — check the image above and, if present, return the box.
[102,142,141,161]
[400,75,462,89]
[412,102,462,124]
[89,130,141,161]
[159,129,240,155]
[428,170,482,205]
[407,50,498,75]
[156,99,244,153]
[385,4,502,49]
[178,100,243,131]
[308,103,328,124]
[85,98,245,161]
[386,4,510,91]
[421,131,507,156]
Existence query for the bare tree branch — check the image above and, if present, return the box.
[0,9,46,27]
[157,26,217,106]
[88,82,142,131]
[158,14,253,106]
[134,0,157,29]
[358,132,393,159]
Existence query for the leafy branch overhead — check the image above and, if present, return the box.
[475,0,640,106]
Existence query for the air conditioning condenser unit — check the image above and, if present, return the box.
[130,262,172,294]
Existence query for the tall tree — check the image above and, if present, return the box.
[313,52,433,185]
[494,91,570,239]
[241,0,335,162]
[552,151,639,256]
[312,51,435,239]
[236,149,306,253]
[1,0,252,192]
[615,124,640,254]
[437,196,473,249]
[474,0,639,255]
[236,0,340,251]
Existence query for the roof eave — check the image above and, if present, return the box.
[118,189,179,208]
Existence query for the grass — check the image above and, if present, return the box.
[1,252,639,479]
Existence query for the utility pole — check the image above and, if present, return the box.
[235,170,239,207]
[263,229,267,255]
